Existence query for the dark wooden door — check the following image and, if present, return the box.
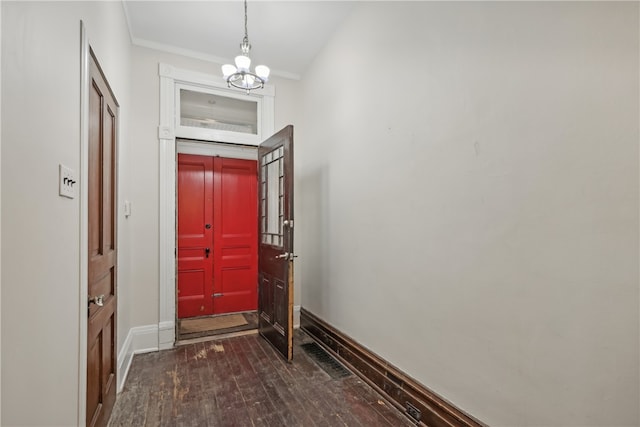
[177,154,214,318]
[258,125,295,361]
[87,49,118,427]
[178,155,258,318]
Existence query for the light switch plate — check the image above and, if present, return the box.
[59,164,76,199]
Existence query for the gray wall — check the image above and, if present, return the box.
[297,2,639,425]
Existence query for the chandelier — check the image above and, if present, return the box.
[221,0,270,93]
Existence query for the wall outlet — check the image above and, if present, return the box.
[59,164,77,199]
[406,402,421,422]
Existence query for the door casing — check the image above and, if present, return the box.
[175,141,258,329]
[159,65,274,349]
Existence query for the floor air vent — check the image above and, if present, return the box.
[301,342,352,379]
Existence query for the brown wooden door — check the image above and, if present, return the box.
[258,125,295,361]
[87,49,118,427]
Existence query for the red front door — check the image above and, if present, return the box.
[178,154,258,318]
[177,154,214,317]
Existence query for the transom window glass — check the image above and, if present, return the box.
[179,89,258,134]
[260,146,284,246]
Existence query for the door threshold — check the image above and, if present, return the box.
[177,310,258,341]
[176,328,258,346]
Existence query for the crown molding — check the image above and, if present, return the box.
[131,37,302,81]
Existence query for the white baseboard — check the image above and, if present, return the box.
[159,320,175,350]
[294,305,301,328]
[117,324,159,392]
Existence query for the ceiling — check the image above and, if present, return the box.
[123,1,355,80]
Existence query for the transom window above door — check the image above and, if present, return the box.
[180,89,257,134]
[175,82,269,145]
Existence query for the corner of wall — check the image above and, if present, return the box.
[293,305,301,328]
[116,325,159,393]
[0,0,3,422]
[158,321,175,350]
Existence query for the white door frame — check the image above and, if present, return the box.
[158,63,274,349]
[78,20,89,425]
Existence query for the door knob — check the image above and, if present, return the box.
[89,295,105,307]
[275,252,289,259]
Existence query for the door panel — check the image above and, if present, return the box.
[214,158,258,314]
[178,155,258,318]
[258,125,294,361]
[177,154,214,318]
[87,49,118,427]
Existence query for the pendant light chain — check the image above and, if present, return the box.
[243,0,249,43]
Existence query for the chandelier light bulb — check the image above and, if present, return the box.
[234,55,251,72]
[255,65,270,81]
[221,64,237,78]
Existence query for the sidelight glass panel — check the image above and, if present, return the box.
[180,89,257,134]
[266,160,280,235]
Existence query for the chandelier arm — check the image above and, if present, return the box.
[226,71,266,90]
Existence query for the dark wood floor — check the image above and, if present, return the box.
[109,330,414,426]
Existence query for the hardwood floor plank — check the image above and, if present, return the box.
[109,330,413,427]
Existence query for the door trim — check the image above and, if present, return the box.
[177,139,257,160]
[78,20,90,426]
[158,64,274,349]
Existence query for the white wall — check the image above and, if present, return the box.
[298,2,639,426]
[127,45,302,329]
[1,17,301,422]
[1,2,131,424]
